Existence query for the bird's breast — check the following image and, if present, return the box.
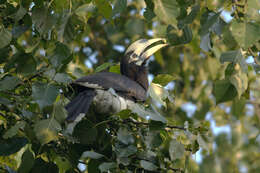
[92,89,134,114]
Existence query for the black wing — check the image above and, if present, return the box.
[74,72,147,101]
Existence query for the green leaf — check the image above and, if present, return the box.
[153,0,180,26]
[112,0,127,16]
[178,5,200,29]
[231,98,246,118]
[52,99,67,124]
[148,83,173,107]
[30,158,59,173]
[117,127,134,145]
[49,42,71,68]
[230,21,260,49]
[94,0,112,19]
[53,73,72,84]
[99,162,117,172]
[109,64,121,74]
[14,5,27,22]
[153,74,178,86]
[18,146,35,173]
[169,139,185,160]
[34,118,62,145]
[116,145,137,158]
[197,134,209,152]
[31,7,57,36]
[0,25,12,49]
[32,83,59,109]
[53,156,71,173]
[220,50,247,73]
[56,13,76,42]
[140,160,158,171]
[200,33,212,52]
[230,70,248,99]
[3,121,26,139]
[145,132,163,149]
[73,120,98,144]
[246,0,260,22]
[88,159,101,173]
[75,3,96,21]
[0,137,28,156]
[213,79,237,104]
[200,11,221,36]
[125,19,145,36]
[95,62,114,73]
[0,76,21,91]
[81,151,105,159]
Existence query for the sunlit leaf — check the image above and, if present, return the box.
[230,20,260,49]
[220,50,247,73]
[153,74,177,86]
[153,0,180,26]
[95,62,114,73]
[34,118,62,145]
[169,139,185,160]
[94,0,112,19]
[230,69,248,99]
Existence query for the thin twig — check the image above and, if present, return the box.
[124,119,186,130]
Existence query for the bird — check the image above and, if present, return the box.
[65,38,168,122]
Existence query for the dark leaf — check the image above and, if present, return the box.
[31,7,57,36]
[81,151,104,159]
[98,162,117,172]
[213,79,237,104]
[0,137,28,156]
[0,76,21,91]
[73,120,98,144]
[0,25,12,49]
[112,0,127,16]
[18,147,35,173]
[140,160,158,171]
[117,127,134,145]
[30,158,59,173]
[49,42,71,68]
[32,83,59,109]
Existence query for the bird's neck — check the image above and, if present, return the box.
[120,59,149,91]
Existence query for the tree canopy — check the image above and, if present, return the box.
[0,0,260,172]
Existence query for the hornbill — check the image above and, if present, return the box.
[65,38,168,122]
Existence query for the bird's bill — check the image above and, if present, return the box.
[140,43,168,60]
[125,38,168,57]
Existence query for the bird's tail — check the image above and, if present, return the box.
[65,89,95,122]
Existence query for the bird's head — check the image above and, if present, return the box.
[124,38,168,66]
[121,38,168,90]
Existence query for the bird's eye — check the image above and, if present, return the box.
[132,53,138,58]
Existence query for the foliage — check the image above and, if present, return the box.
[0,0,260,173]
